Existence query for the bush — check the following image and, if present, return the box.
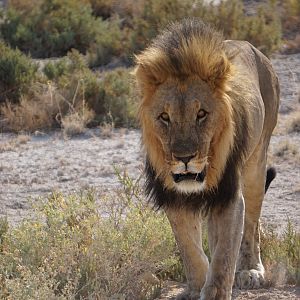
[206,0,282,56]
[262,220,300,285]
[98,68,138,127]
[0,172,182,299]
[43,58,70,81]
[128,0,197,56]
[0,0,107,58]
[0,42,38,103]
[87,17,123,67]
[44,51,106,124]
[88,0,115,19]
[1,0,284,62]
[243,3,282,56]
[61,104,95,137]
[1,51,96,133]
[1,91,55,132]
[43,51,137,128]
[127,0,282,58]
[1,50,138,132]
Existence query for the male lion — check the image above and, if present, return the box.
[134,19,279,300]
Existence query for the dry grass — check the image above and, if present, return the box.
[284,34,300,53]
[262,220,300,286]
[273,140,299,159]
[0,84,60,132]
[0,134,30,153]
[1,80,96,135]
[287,111,300,133]
[61,105,95,137]
[99,114,115,138]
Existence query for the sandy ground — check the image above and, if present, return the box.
[157,281,300,300]
[0,54,300,299]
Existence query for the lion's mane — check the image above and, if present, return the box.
[135,19,251,212]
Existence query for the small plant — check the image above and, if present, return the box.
[0,135,30,153]
[287,111,300,133]
[274,140,299,158]
[261,220,300,285]
[43,58,70,81]
[61,103,95,137]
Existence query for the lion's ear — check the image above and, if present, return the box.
[134,64,160,91]
[134,49,169,91]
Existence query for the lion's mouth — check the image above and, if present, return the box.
[172,169,206,183]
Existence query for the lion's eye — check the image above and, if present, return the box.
[159,112,170,124]
[197,109,208,122]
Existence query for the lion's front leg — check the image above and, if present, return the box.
[165,208,209,300]
[200,195,245,300]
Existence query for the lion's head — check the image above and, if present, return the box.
[135,19,237,196]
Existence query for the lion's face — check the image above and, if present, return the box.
[141,76,231,194]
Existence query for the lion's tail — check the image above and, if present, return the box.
[265,167,276,193]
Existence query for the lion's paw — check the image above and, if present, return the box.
[175,289,200,300]
[200,285,230,300]
[234,269,265,289]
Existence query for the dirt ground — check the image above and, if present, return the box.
[0,53,300,299]
[157,281,300,300]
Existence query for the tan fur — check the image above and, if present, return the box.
[134,20,279,300]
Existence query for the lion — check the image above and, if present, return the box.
[134,19,279,300]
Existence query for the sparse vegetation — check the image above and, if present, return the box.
[61,104,95,137]
[262,220,300,286]
[0,172,298,299]
[287,111,300,133]
[0,134,30,152]
[0,172,183,299]
[1,50,137,132]
[274,140,299,158]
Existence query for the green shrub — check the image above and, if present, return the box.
[98,68,138,127]
[127,0,282,57]
[128,0,197,56]
[242,3,282,56]
[87,17,123,67]
[0,42,38,103]
[1,0,283,62]
[43,51,137,128]
[201,0,282,56]
[43,59,70,81]
[42,51,104,122]
[0,0,107,58]
[88,0,115,18]
[282,0,300,17]
[43,51,137,127]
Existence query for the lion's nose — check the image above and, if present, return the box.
[173,153,196,164]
